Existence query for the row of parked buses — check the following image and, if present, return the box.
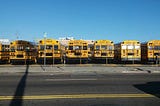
[0,39,160,64]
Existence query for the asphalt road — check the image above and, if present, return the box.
[0,66,160,106]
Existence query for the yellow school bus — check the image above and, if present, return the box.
[92,40,114,63]
[141,40,160,64]
[0,42,10,63]
[115,40,141,63]
[10,40,37,64]
[37,39,62,64]
[65,40,89,63]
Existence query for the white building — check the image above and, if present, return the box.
[0,39,10,45]
[58,37,94,47]
[58,37,75,46]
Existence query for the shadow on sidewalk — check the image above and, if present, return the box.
[9,64,29,106]
[134,81,160,98]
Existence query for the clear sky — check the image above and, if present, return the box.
[0,0,160,43]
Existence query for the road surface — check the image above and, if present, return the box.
[0,65,160,106]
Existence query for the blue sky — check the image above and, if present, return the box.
[0,0,160,43]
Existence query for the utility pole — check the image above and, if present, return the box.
[44,32,47,71]
[80,45,82,64]
[133,45,134,64]
[52,45,54,67]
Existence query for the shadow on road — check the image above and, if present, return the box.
[134,81,160,98]
[9,64,29,106]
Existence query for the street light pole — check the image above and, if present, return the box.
[52,45,54,66]
[44,32,47,71]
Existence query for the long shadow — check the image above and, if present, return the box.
[9,64,29,106]
[134,81,160,98]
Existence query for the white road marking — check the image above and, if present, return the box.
[45,78,97,81]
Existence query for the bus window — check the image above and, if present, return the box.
[108,46,113,50]
[148,46,153,50]
[122,45,127,49]
[6,45,10,51]
[127,45,134,49]
[154,46,160,50]
[83,46,87,50]
[17,45,24,51]
[101,45,107,50]
[95,45,100,50]
[11,47,15,52]
[69,46,73,50]
[74,46,81,50]
[2,45,8,51]
[54,45,58,50]
[40,45,44,50]
[25,47,30,52]
[46,45,52,50]
[135,45,140,49]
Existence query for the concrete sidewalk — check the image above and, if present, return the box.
[0,65,160,74]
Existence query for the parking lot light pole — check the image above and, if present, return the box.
[52,46,54,67]
[44,32,47,71]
